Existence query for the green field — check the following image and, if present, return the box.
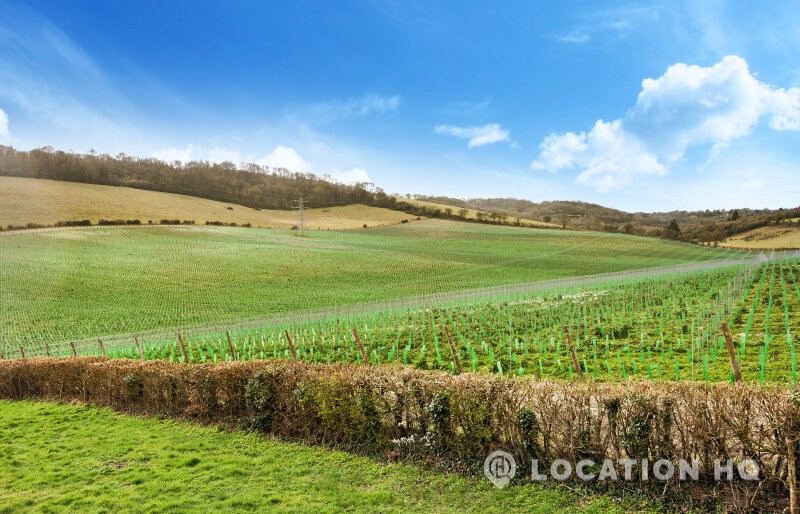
[0,400,639,513]
[0,220,738,347]
[89,259,796,384]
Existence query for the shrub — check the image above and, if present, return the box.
[123,372,144,400]
[519,408,541,458]
[55,220,92,227]
[244,368,277,431]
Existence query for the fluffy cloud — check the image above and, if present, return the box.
[435,123,510,147]
[151,144,312,172]
[0,108,8,137]
[152,145,196,163]
[533,120,665,192]
[331,167,371,184]
[531,55,800,190]
[152,144,242,164]
[258,145,308,171]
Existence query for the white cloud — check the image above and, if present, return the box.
[302,94,400,123]
[530,131,586,172]
[531,55,800,191]
[151,145,243,164]
[206,147,242,163]
[0,108,8,137]
[630,55,800,158]
[550,31,591,44]
[152,145,196,163]
[331,167,371,184]
[550,5,661,44]
[435,123,510,147]
[532,120,665,192]
[153,144,310,172]
[258,145,308,171]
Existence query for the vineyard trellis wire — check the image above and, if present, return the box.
[3,251,797,361]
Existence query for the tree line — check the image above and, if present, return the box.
[0,145,536,228]
[0,145,394,210]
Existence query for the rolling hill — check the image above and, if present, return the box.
[0,176,414,230]
[400,198,557,227]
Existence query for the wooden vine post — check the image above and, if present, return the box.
[98,339,107,357]
[44,343,50,357]
[353,327,369,365]
[284,330,298,361]
[134,337,144,361]
[70,341,77,357]
[226,331,237,361]
[789,436,798,514]
[720,322,742,382]
[19,345,26,359]
[563,326,583,380]
[444,328,463,374]
[177,333,190,363]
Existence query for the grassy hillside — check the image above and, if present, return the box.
[720,225,800,249]
[0,400,633,513]
[412,194,800,241]
[0,176,413,230]
[0,219,740,345]
[402,198,557,227]
[414,195,632,226]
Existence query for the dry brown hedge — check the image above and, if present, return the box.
[1,357,798,495]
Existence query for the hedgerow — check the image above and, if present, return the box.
[1,357,797,499]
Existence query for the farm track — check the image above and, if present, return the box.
[14,251,798,359]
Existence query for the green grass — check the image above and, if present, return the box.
[0,400,642,513]
[0,220,738,344]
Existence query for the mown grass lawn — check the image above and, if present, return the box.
[0,400,647,513]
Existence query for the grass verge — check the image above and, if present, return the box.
[0,400,642,513]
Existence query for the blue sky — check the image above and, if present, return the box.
[1,1,799,211]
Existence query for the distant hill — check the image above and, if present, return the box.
[401,198,558,228]
[0,145,398,211]
[4,144,796,240]
[0,177,414,230]
[0,145,537,229]
[411,194,800,242]
[415,196,631,226]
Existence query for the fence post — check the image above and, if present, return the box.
[353,327,369,365]
[135,337,144,361]
[789,437,798,514]
[721,322,742,382]
[70,342,77,357]
[284,330,298,361]
[19,345,25,359]
[444,327,463,374]
[177,333,189,363]
[98,339,107,357]
[563,326,583,380]
[45,343,50,357]
[226,331,237,361]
